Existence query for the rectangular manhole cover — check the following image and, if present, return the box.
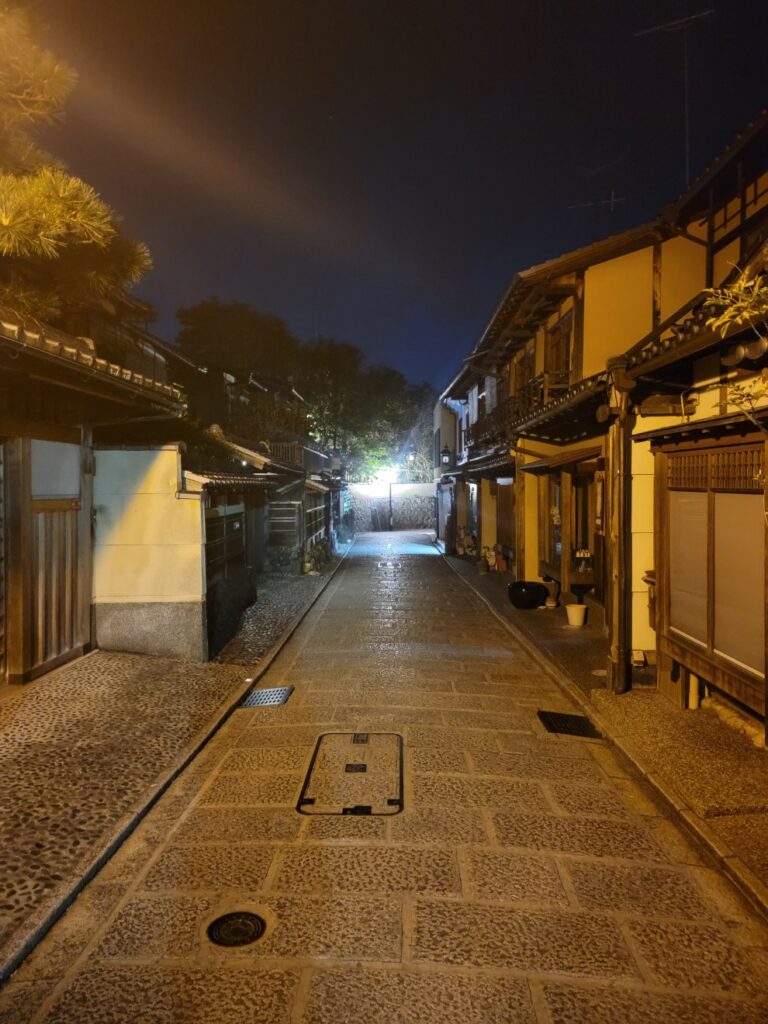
[297,733,403,815]
[537,710,602,739]
[241,686,294,708]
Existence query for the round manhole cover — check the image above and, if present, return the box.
[207,912,266,947]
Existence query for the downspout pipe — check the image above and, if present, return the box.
[610,361,636,695]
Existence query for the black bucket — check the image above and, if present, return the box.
[508,580,549,610]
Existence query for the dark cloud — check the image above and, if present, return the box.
[39,0,768,385]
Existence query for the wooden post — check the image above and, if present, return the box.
[77,427,94,652]
[5,438,31,682]
[605,362,636,693]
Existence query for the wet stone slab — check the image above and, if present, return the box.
[469,749,602,781]
[493,812,665,860]
[625,919,761,995]
[303,969,537,1024]
[413,774,549,811]
[543,985,768,1024]
[413,900,640,977]
[4,532,768,1021]
[173,807,301,844]
[44,966,300,1024]
[274,846,461,896]
[141,844,276,891]
[565,861,712,917]
[464,849,569,904]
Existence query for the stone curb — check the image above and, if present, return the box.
[0,543,352,987]
[441,550,768,924]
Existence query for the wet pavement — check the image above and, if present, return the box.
[1,531,767,1022]
[447,550,768,911]
[0,561,342,986]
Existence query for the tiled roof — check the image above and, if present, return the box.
[184,470,274,491]
[0,317,186,407]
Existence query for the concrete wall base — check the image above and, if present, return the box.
[94,601,208,661]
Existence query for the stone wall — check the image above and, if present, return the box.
[348,482,436,532]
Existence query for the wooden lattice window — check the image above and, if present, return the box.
[712,447,764,491]
[668,452,709,490]
[669,446,765,491]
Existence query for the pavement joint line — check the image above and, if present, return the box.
[0,542,353,989]
[438,546,768,925]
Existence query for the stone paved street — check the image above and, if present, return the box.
[1,532,767,1023]
[0,564,341,985]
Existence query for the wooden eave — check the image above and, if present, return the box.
[669,107,768,222]
[463,222,669,381]
[521,442,603,475]
[633,407,768,445]
[512,373,610,445]
[183,470,275,493]
[626,233,768,378]
[0,317,185,414]
[462,449,516,478]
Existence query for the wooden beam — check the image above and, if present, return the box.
[0,415,80,444]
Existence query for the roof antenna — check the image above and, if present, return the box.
[635,9,716,187]
[568,188,625,214]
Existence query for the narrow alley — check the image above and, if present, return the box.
[2,532,767,1023]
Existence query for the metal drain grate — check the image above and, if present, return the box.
[537,710,602,739]
[377,561,402,569]
[207,911,266,947]
[241,686,294,708]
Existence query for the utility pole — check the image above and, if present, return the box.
[635,9,715,186]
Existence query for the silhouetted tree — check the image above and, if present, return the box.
[176,297,300,380]
[0,3,150,320]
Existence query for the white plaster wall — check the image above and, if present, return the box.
[93,447,205,603]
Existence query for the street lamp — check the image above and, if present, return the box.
[440,445,453,467]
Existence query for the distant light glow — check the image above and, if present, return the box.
[373,465,398,484]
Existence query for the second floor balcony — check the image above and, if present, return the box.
[466,371,571,450]
[269,441,330,476]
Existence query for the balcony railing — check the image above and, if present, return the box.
[466,372,571,449]
[269,441,329,475]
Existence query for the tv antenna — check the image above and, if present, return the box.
[568,188,625,214]
[635,9,715,187]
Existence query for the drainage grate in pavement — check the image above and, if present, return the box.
[377,561,402,569]
[537,710,602,739]
[207,912,266,947]
[297,732,403,815]
[241,686,294,707]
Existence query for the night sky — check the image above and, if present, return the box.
[38,1,768,387]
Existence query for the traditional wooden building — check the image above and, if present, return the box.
[436,110,768,731]
[623,114,768,723]
[0,312,186,684]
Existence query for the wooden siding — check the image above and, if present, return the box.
[305,492,328,548]
[269,501,301,547]
[30,504,79,675]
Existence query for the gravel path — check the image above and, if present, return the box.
[213,558,342,666]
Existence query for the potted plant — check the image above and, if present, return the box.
[482,545,496,570]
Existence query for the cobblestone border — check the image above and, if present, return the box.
[439,548,768,924]
[0,544,352,986]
